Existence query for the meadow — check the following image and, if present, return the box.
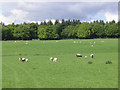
[2,39,118,88]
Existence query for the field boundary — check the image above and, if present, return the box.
[0,21,2,90]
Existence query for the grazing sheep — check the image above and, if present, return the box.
[21,58,26,61]
[76,53,82,57]
[26,43,28,44]
[53,58,58,62]
[85,56,87,59]
[19,57,22,61]
[26,59,28,62]
[50,57,53,61]
[91,45,94,47]
[90,54,94,58]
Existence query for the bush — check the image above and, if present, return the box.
[88,61,93,64]
[106,61,112,64]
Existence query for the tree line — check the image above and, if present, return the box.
[0,19,119,40]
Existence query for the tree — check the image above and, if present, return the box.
[92,23,105,38]
[2,26,13,40]
[28,23,38,39]
[38,25,59,40]
[43,21,47,25]
[13,24,30,40]
[105,23,118,38]
[47,20,53,25]
[77,22,91,38]
[54,23,62,39]
[40,21,44,25]
[0,22,5,26]
[55,19,60,25]
[61,25,77,39]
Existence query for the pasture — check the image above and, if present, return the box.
[2,39,118,88]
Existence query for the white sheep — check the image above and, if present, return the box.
[19,57,22,61]
[50,57,53,61]
[26,59,28,62]
[53,58,58,62]
[85,56,87,59]
[26,43,28,44]
[90,54,94,58]
[22,58,26,61]
[76,53,82,57]
[91,45,94,47]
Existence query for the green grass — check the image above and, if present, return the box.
[2,39,118,88]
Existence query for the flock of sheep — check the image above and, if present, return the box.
[76,53,94,59]
[48,53,94,63]
[50,57,58,62]
[18,40,98,63]
[19,57,28,62]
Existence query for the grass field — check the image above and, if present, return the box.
[2,39,118,88]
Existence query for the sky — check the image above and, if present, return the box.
[0,0,119,25]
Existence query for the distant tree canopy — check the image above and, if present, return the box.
[0,19,119,40]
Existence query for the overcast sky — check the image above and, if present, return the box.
[0,0,119,25]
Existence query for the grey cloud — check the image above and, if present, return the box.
[0,2,118,23]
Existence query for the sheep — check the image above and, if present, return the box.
[25,43,28,44]
[91,45,94,47]
[21,58,26,61]
[19,57,22,61]
[50,57,53,61]
[76,53,82,57]
[26,59,28,62]
[85,56,87,59]
[90,54,94,58]
[53,58,58,62]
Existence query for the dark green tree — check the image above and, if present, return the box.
[77,22,91,38]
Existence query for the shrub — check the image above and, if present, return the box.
[88,61,93,64]
[106,61,112,64]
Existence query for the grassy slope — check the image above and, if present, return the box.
[2,39,118,88]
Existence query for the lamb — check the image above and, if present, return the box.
[26,59,28,62]
[50,57,53,61]
[53,58,58,62]
[90,54,94,58]
[76,53,82,57]
[85,56,87,59]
